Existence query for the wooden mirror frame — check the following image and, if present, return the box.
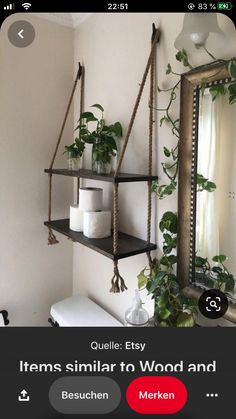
[177,60,236,323]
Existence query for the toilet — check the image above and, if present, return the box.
[49,294,123,327]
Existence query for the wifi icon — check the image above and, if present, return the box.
[22,2,31,10]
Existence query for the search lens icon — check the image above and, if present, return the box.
[199,289,228,319]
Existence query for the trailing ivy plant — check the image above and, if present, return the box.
[138,50,236,325]
[138,213,235,325]
[195,254,235,296]
[138,212,197,327]
[152,49,236,200]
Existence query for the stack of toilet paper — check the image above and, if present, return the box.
[69,187,111,239]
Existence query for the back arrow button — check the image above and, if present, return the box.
[18,29,24,39]
[8,20,35,48]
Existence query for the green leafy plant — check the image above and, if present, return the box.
[138,212,197,327]
[64,138,85,158]
[75,104,123,170]
[195,254,235,295]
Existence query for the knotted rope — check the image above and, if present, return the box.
[110,25,159,292]
[109,183,128,293]
[77,66,85,205]
[146,27,157,273]
[47,63,84,244]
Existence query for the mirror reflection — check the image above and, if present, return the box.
[195,84,236,298]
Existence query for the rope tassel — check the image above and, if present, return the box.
[146,251,154,275]
[48,228,59,245]
[110,261,128,293]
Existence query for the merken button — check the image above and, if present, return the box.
[49,376,121,414]
[126,376,188,414]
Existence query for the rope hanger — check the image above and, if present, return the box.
[47,25,160,293]
[47,63,84,245]
[110,24,159,292]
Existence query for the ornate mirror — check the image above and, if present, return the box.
[177,60,236,323]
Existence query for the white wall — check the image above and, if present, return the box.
[73,13,236,324]
[0,14,74,326]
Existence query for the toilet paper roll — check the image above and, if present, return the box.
[0,313,5,327]
[70,205,84,232]
[79,187,103,211]
[83,211,111,239]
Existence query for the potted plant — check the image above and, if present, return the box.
[64,138,85,170]
[195,254,235,295]
[138,212,197,327]
[75,104,123,175]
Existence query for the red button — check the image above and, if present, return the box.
[126,376,188,414]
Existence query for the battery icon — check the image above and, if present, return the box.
[217,2,233,10]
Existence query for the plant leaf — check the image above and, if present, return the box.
[103,136,118,150]
[225,276,235,294]
[175,49,193,69]
[113,122,123,137]
[80,111,96,120]
[148,272,168,293]
[168,255,177,265]
[228,82,236,105]
[160,256,169,266]
[163,146,171,157]
[176,312,195,327]
[159,321,169,327]
[212,255,227,263]
[212,266,222,274]
[157,307,171,320]
[166,63,172,75]
[159,211,177,234]
[157,290,169,309]
[91,104,104,112]
[137,269,148,289]
[209,85,226,101]
[160,115,169,127]
[195,256,208,268]
[228,59,236,79]
[163,233,173,246]
[204,181,216,192]
[200,77,208,96]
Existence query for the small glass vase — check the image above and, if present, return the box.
[67,153,81,171]
[96,161,112,175]
[91,139,112,175]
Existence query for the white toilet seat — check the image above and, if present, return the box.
[50,295,123,327]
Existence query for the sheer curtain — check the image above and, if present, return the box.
[196,90,222,261]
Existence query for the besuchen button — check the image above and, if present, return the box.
[49,376,121,414]
[126,376,188,414]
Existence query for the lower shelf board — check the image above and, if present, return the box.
[44,219,156,260]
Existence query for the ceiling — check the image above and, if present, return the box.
[31,13,92,28]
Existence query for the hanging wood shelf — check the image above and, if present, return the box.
[45,25,160,292]
[44,168,158,183]
[44,219,157,260]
